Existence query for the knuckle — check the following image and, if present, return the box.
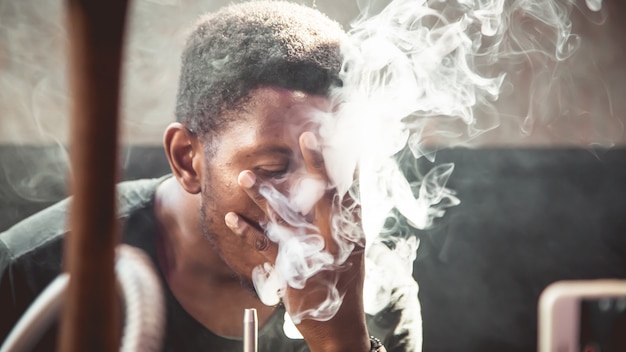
[239,224,271,252]
[254,235,270,251]
[312,154,325,170]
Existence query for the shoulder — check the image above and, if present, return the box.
[116,175,170,217]
[0,176,171,342]
[0,175,170,266]
[0,198,69,338]
[0,198,70,262]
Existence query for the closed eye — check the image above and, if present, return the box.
[254,165,289,179]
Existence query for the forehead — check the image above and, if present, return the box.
[209,87,330,156]
[224,86,329,136]
[244,86,330,123]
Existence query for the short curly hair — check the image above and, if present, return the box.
[175,1,346,135]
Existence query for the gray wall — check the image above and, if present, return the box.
[1,0,625,146]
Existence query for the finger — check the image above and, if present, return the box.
[225,212,278,260]
[238,170,268,211]
[299,132,338,253]
[299,132,327,181]
[238,170,288,224]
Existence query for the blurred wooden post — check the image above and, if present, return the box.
[59,1,129,351]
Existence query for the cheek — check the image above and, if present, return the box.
[204,169,262,221]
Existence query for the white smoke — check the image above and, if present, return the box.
[0,0,613,330]
[251,0,606,325]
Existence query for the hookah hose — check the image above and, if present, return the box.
[0,245,165,352]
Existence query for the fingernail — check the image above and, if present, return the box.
[302,133,318,150]
[225,212,239,228]
[238,171,256,189]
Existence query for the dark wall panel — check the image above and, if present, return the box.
[1,146,625,351]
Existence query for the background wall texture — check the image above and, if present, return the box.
[1,0,625,146]
[1,0,626,351]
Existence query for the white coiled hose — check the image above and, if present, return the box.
[0,245,165,352]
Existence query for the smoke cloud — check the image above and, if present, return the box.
[250,0,617,326]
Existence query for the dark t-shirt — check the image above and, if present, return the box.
[0,177,421,351]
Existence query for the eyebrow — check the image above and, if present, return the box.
[245,145,293,158]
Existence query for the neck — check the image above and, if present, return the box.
[152,177,275,337]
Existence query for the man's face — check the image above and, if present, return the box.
[198,86,330,282]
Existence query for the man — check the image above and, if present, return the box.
[0,1,420,351]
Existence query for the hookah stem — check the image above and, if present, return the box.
[243,308,258,352]
[58,0,129,351]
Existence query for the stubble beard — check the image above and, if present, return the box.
[199,185,259,295]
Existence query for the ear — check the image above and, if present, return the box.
[163,122,202,194]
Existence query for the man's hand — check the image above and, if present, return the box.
[224,131,370,352]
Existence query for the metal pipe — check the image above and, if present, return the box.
[59,0,129,351]
[243,308,258,352]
